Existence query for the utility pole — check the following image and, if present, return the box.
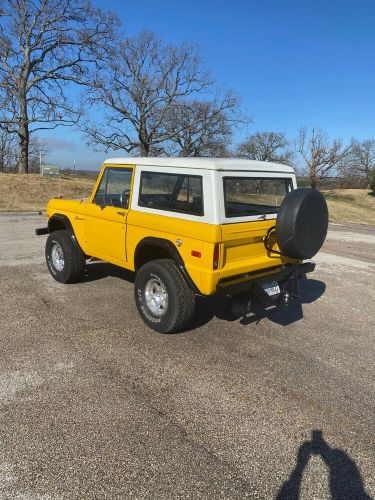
[40,152,42,176]
[73,160,76,180]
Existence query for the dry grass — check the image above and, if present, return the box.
[0,173,96,212]
[323,189,375,225]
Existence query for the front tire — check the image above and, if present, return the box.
[45,230,86,283]
[134,259,196,333]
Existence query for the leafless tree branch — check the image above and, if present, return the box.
[236,131,294,165]
[296,127,349,188]
[0,0,119,172]
[339,138,375,187]
[82,31,213,156]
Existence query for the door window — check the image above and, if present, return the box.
[94,167,133,208]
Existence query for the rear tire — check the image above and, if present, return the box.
[134,259,196,333]
[45,230,86,283]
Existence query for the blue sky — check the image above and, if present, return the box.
[43,0,375,170]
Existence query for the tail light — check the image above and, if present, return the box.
[213,243,220,270]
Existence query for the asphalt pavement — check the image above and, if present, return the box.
[0,213,374,499]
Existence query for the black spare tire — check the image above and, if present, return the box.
[275,188,328,260]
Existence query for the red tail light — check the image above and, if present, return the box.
[213,243,220,270]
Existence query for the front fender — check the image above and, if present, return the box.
[48,213,85,255]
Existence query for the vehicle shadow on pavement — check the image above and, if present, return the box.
[80,262,135,283]
[78,264,326,331]
[276,430,371,500]
[299,278,326,304]
[208,278,326,328]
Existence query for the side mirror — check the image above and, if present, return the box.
[94,197,106,209]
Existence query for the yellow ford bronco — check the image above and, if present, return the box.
[36,158,328,333]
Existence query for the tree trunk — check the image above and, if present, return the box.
[18,123,29,174]
[309,157,318,189]
[140,142,149,157]
[181,138,192,157]
[18,96,29,173]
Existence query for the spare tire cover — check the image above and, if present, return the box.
[275,188,328,260]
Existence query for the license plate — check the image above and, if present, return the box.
[262,281,280,297]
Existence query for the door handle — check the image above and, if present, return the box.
[117,211,126,217]
[75,216,85,221]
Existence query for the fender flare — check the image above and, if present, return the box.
[134,237,200,294]
[48,213,84,254]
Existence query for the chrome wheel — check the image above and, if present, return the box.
[144,278,168,316]
[51,242,65,271]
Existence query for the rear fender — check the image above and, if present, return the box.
[134,237,199,294]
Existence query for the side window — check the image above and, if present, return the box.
[138,171,204,215]
[94,167,133,208]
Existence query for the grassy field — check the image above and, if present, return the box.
[1,173,374,225]
[323,189,375,225]
[0,173,96,212]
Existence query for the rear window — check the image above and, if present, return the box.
[224,177,293,218]
[139,171,204,216]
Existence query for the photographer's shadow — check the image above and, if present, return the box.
[277,430,371,500]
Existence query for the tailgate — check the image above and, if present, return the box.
[219,219,296,280]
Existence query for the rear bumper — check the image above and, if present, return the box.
[216,262,315,295]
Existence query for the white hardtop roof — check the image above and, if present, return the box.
[103,157,295,173]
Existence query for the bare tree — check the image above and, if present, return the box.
[160,93,246,157]
[83,31,211,156]
[0,126,16,171]
[297,127,349,188]
[0,132,50,173]
[28,137,50,173]
[0,0,117,173]
[236,132,294,165]
[339,139,375,188]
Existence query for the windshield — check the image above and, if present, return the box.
[223,177,293,218]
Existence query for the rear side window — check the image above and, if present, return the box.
[138,171,204,216]
[224,177,293,217]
